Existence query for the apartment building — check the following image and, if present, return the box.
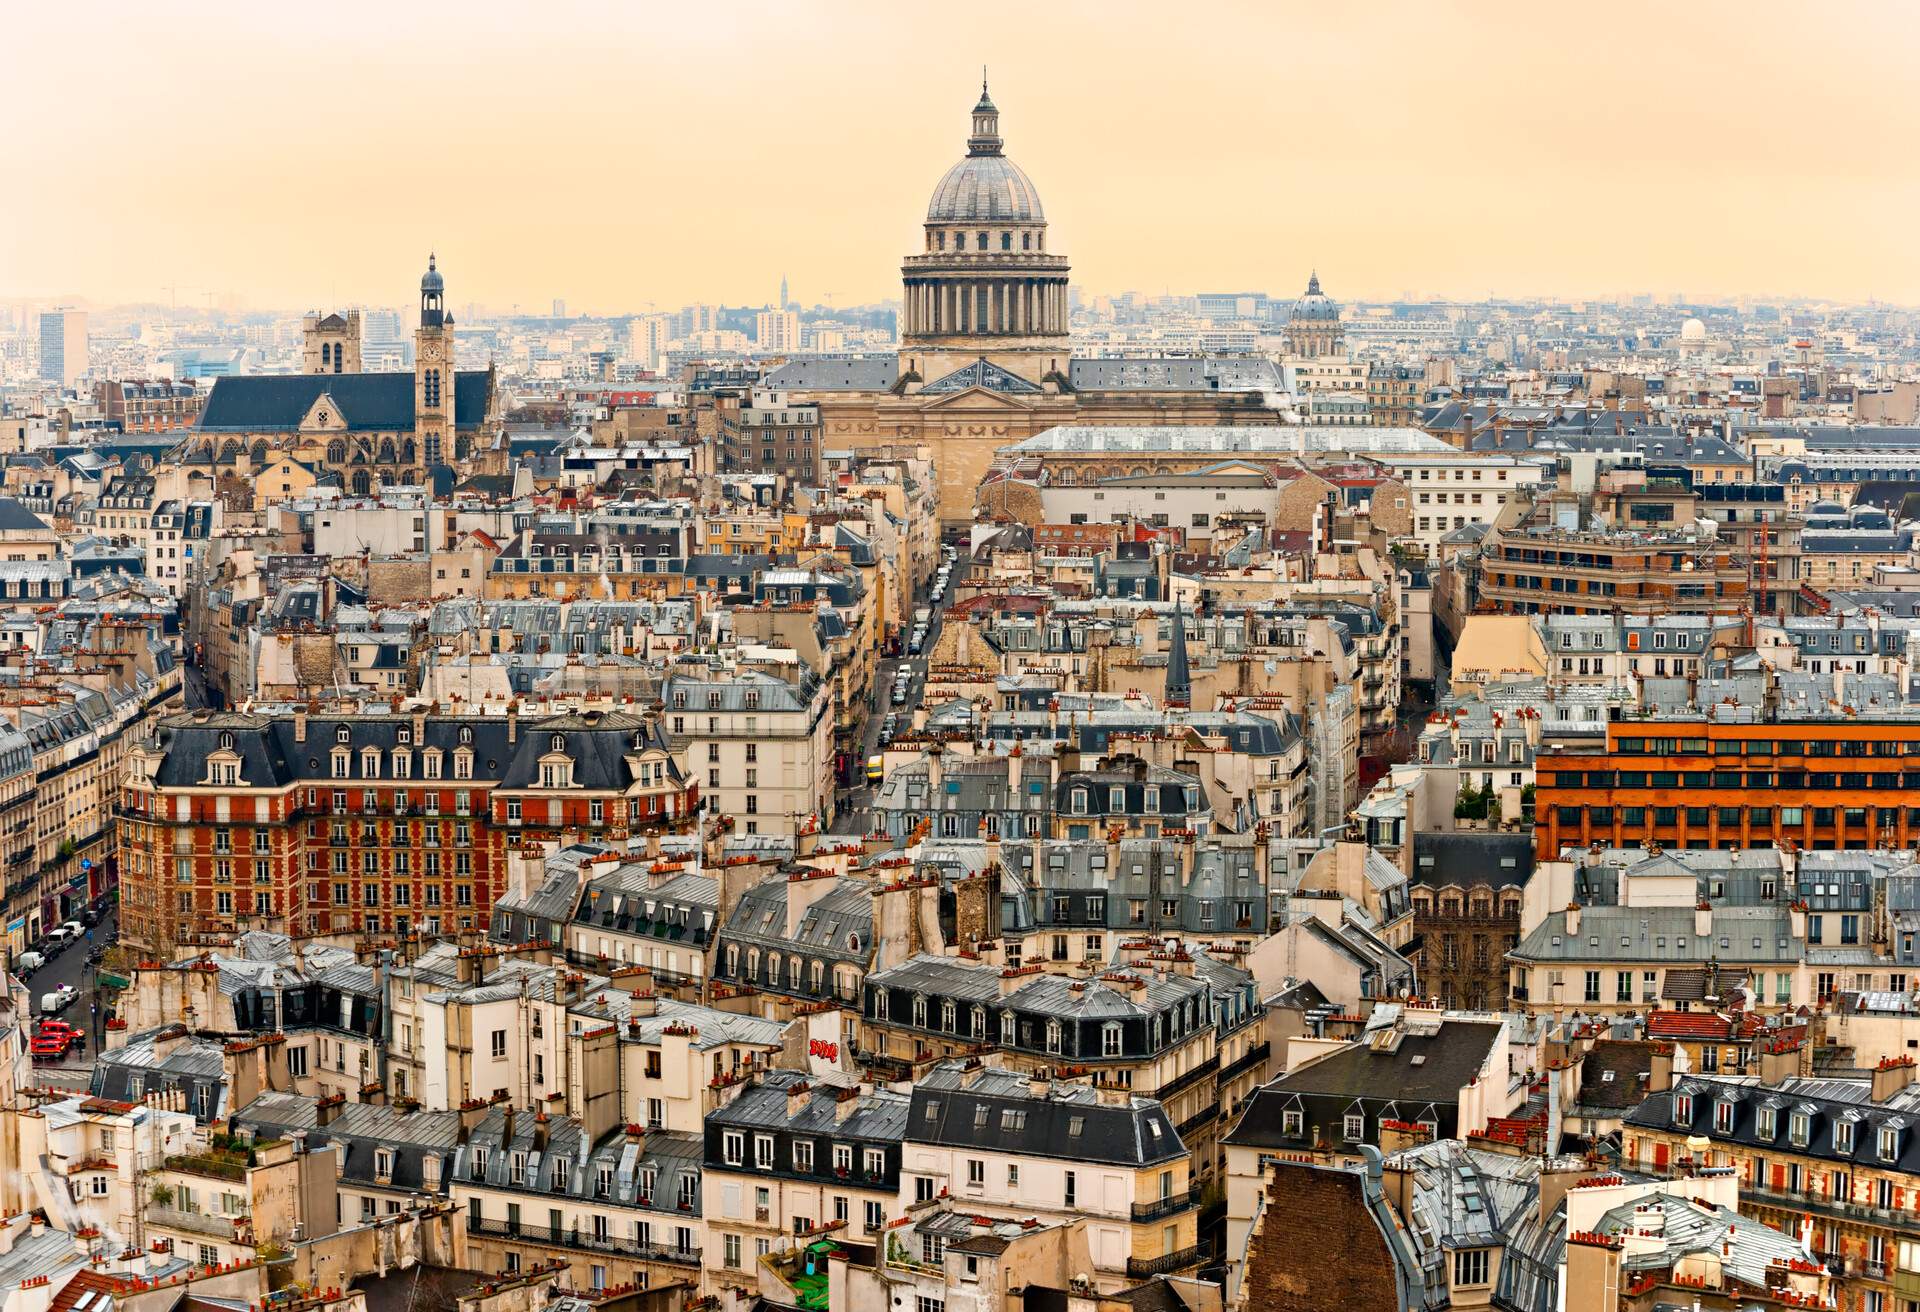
[1534,714,1920,860]
[455,1112,704,1292]
[1621,1070,1920,1312]
[701,1071,907,1295]
[662,666,834,838]
[115,707,694,951]
[901,1060,1201,1288]
[1379,453,1540,551]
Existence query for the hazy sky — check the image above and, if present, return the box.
[9,0,1920,314]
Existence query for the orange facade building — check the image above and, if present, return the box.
[1535,718,1920,860]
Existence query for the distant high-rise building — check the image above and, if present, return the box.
[755,309,800,353]
[552,298,567,318]
[301,309,363,374]
[781,274,791,310]
[38,308,88,387]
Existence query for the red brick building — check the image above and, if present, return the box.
[117,708,693,951]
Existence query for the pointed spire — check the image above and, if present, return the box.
[1165,596,1192,709]
[1306,269,1321,297]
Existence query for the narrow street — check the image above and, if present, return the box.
[21,907,117,1089]
[831,562,947,835]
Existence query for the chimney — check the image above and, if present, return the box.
[1647,1043,1674,1093]
[314,1093,345,1128]
[458,1100,490,1140]
[1565,903,1581,937]
[293,710,308,744]
[833,1085,862,1123]
[1873,1056,1918,1103]
[1027,1073,1050,1099]
[507,702,519,746]
[957,1059,985,1089]
[1694,900,1712,938]
[786,1080,812,1122]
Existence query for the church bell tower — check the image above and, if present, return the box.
[414,253,453,469]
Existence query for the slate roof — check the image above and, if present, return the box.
[458,1110,702,1217]
[908,1061,1184,1166]
[0,499,51,532]
[1225,1020,1503,1148]
[233,1091,463,1195]
[720,873,873,964]
[1572,1040,1666,1113]
[1411,833,1532,889]
[1625,1075,1920,1170]
[198,370,490,431]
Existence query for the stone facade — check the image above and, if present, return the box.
[1236,1162,1400,1312]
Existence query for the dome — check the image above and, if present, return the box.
[1681,317,1706,342]
[1293,271,1339,321]
[421,253,444,294]
[925,80,1045,224]
[927,154,1045,223]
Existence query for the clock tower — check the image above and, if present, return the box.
[414,253,453,469]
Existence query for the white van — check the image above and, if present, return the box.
[12,951,44,973]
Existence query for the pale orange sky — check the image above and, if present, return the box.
[8,0,1920,314]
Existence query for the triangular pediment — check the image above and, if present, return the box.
[916,384,1039,413]
[299,393,349,432]
[921,357,1045,396]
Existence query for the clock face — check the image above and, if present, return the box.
[424,344,440,361]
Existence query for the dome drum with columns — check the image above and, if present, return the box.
[900,82,1072,389]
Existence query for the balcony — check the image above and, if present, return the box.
[1155,1055,1219,1102]
[1220,1041,1271,1085]
[1130,1191,1195,1223]
[1127,1244,1204,1278]
[1176,1105,1218,1139]
[465,1216,699,1266]
[146,1204,240,1240]
[163,1151,250,1182]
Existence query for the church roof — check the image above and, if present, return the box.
[198,371,491,432]
[921,358,1043,395]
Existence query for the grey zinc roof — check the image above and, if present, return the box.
[1512,904,1801,964]
[233,1091,463,1195]
[709,1068,910,1142]
[760,356,900,391]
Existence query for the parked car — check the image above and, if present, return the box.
[58,920,83,940]
[12,950,44,976]
[39,984,77,1014]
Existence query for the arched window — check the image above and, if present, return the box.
[1022,232,1032,251]
[976,232,988,251]
[953,231,964,249]
[1102,1021,1122,1055]
[336,726,351,744]
[935,231,945,250]
[1000,232,1011,251]
[1045,1019,1062,1053]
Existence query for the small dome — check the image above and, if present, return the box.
[1681,317,1706,342]
[1293,272,1340,321]
[421,253,445,294]
[927,154,1045,223]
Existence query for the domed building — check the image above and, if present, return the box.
[899,81,1073,388]
[765,82,1291,526]
[1283,271,1344,359]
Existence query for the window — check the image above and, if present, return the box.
[723,1132,744,1166]
[491,1030,506,1059]
[1344,1113,1365,1141]
[755,1135,774,1169]
[967,1159,984,1188]
[1453,1249,1490,1288]
[794,1140,813,1173]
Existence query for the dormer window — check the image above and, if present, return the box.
[219,732,234,751]
[1879,1124,1900,1161]
[1834,1119,1854,1154]
[1672,1093,1693,1126]
[1045,1020,1062,1054]
[459,725,473,745]
[1714,1100,1735,1134]
[336,726,351,745]
[1757,1107,1777,1140]
[397,727,412,745]
[1790,1112,1811,1147]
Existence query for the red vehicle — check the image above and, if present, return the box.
[29,1033,72,1061]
